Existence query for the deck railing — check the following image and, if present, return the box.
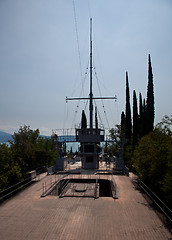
[137,179,172,224]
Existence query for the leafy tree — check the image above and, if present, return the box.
[10,125,57,176]
[161,159,172,206]
[155,115,172,136]
[103,127,119,157]
[125,72,132,140]
[10,125,40,175]
[123,143,134,169]
[0,125,58,191]
[35,136,57,168]
[132,126,172,206]
[0,144,21,190]
[103,142,118,157]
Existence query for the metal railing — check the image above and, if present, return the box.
[137,179,172,224]
[59,179,70,198]
[41,174,68,197]
[0,176,34,202]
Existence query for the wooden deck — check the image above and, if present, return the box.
[0,171,171,240]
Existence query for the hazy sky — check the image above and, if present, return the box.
[0,0,171,136]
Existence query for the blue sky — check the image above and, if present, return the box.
[0,0,171,136]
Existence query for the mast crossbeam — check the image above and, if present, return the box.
[66,96,117,102]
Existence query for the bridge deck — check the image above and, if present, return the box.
[0,172,171,240]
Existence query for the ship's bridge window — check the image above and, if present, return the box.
[84,144,94,153]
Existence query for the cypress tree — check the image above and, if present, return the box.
[81,110,87,128]
[121,111,126,131]
[95,107,98,129]
[146,54,155,133]
[120,111,126,144]
[139,92,143,137]
[142,98,146,136]
[133,90,138,145]
[125,72,132,140]
[139,93,143,121]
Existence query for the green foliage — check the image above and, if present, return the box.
[132,127,172,206]
[10,125,40,174]
[104,142,118,157]
[104,128,119,157]
[155,115,172,136]
[0,125,57,191]
[10,125,57,175]
[35,136,57,168]
[161,159,172,205]
[0,144,21,191]
[123,142,134,170]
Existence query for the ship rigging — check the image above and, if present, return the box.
[66,18,117,169]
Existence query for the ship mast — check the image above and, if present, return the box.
[66,18,117,127]
[89,18,93,129]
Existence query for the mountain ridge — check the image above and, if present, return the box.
[0,131,13,143]
[0,131,76,143]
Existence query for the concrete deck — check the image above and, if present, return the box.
[0,172,171,240]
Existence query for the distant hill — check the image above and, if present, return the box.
[0,131,13,143]
[0,131,76,144]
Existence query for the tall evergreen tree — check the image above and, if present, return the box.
[133,90,139,145]
[121,111,126,131]
[142,98,146,136]
[139,92,143,120]
[81,110,87,128]
[139,92,143,137]
[120,111,126,145]
[95,107,98,129]
[146,54,155,133]
[125,72,132,140]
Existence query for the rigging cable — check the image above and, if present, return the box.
[93,65,111,129]
[70,64,89,129]
[94,99,104,129]
[66,0,84,129]
[92,30,118,127]
[72,0,84,96]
